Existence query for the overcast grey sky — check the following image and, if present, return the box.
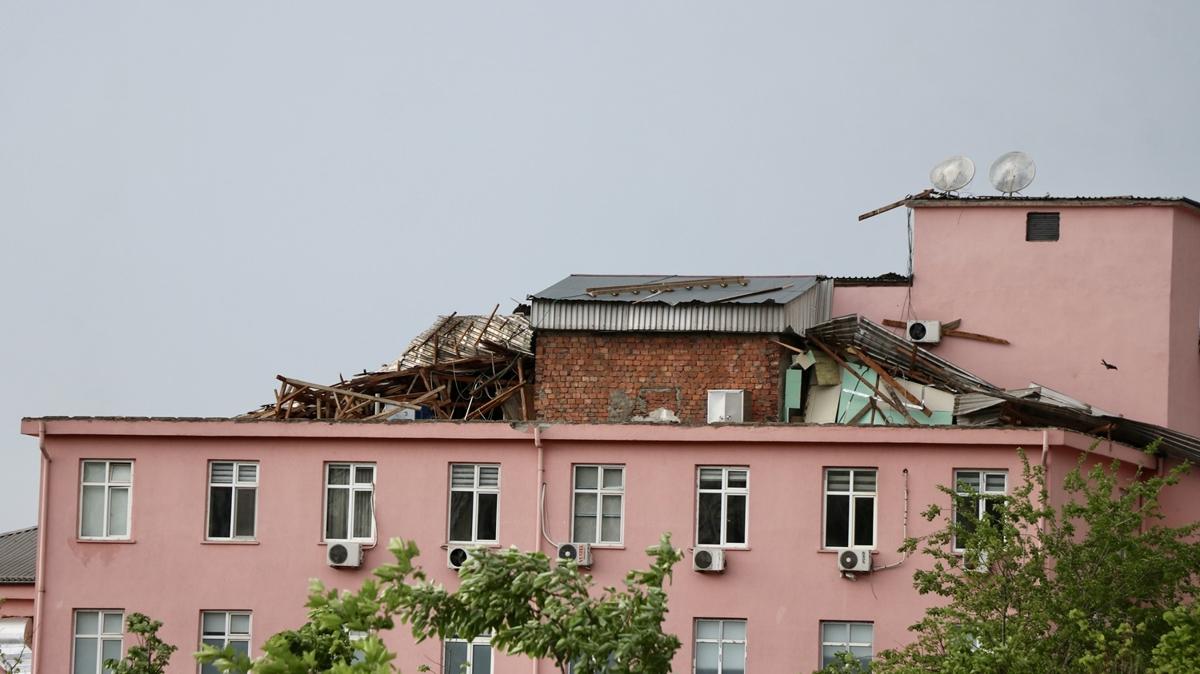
[2,1,1199,532]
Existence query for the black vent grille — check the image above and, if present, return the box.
[1026,212,1060,241]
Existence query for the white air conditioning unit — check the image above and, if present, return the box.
[557,543,593,567]
[707,390,747,424]
[327,541,363,568]
[447,546,472,570]
[906,320,941,344]
[692,547,726,573]
[837,548,872,573]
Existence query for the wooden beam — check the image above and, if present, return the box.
[846,346,933,416]
[277,375,422,410]
[858,189,933,221]
[806,336,920,425]
[944,329,1010,345]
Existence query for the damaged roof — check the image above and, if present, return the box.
[531,275,822,305]
[0,526,36,584]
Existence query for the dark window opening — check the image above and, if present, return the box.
[1026,212,1060,241]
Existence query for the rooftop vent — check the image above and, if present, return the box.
[1026,212,1060,242]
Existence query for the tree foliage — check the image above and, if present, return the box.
[106,612,178,674]
[867,449,1200,674]
[197,534,683,674]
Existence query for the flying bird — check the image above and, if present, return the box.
[1101,359,1118,371]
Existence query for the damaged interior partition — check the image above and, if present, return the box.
[242,311,534,422]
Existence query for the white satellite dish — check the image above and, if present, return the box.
[989,151,1036,194]
[930,155,975,192]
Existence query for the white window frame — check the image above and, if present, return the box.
[79,460,133,540]
[73,610,123,674]
[199,611,251,673]
[323,463,376,543]
[952,469,1007,551]
[695,467,749,548]
[442,634,492,674]
[448,464,500,544]
[822,468,877,550]
[706,389,746,423]
[820,620,873,669]
[571,465,625,546]
[206,461,259,541]
[693,618,746,674]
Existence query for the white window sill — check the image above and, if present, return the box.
[443,542,501,549]
[202,539,260,545]
[320,540,377,546]
[76,538,135,544]
[818,547,879,554]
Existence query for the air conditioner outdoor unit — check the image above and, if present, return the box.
[447,546,472,570]
[327,541,363,568]
[837,548,872,573]
[707,390,747,424]
[557,543,593,567]
[692,547,726,573]
[906,320,941,344]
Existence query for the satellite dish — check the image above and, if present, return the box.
[930,155,975,192]
[989,151,1036,194]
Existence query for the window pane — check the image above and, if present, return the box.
[478,466,499,488]
[73,637,97,674]
[211,463,235,484]
[326,489,349,540]
[574,492,597,517]
[83,461,106,483]
[698,468,723,489]
[602,468,623,489]
[202,612,226,635]
[237,464,258,483]
[230,639,249,657]
[230,613,250,634]
[573,493,597,543]
[353,490,373,539]
[477,493,498,541]
[850,623,873,643]
[81,486,105,537]
[722,642,745,673]
[600,495,621,543]
[727,470,747,489]
[825,495,850,548]
[76,611,99,636]
[854,496,875,547]
[101,637,122,663]
[851,645,872,659]
[209,487,232,538]
[697,493,722,545]
[444,641,468,674]
[327,465,350,485]
[986,473,1006,493]
[109,462,132,483]
[102,612,123,634]
[822,622,848,643]
[107,487,129,537]
[451,465,475,488]
[956,471,980,491]
[725,494,746,544]
[354,466,374,484]
[826,470,850,492]
[821,645,841,668]
[696,620,721,639]
[723,620,746,640]
[449,491,474,541]
[695,642,719,674]
[575,466,598,489]
[472,644,491,672]
[235,489,256,537]
[853,470,876,492]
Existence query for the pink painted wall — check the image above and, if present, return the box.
[839,205,1189,426]
[24,419,1180,674]
[0,583,34,618]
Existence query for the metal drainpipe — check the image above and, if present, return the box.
[532,424,544,674]
[1040,429,1050,533]
[33,422,51,669]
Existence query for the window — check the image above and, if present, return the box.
[568,654,616,673]
[707,390,746,423]
[820,621,873,669]
[207,462,258,540]
[79,461,132,539]
[449,464,499,544]
[325,463,375,541]
[572,465,624,545]
[199,611,251,674]
[696,467,748,547]
[953,470,1007,551]
[824,469,876,549]
[443,635,491,674]
[73,610,122,674]
[1026,212,1060,241]
[694,619,745,674]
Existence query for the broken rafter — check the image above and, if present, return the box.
[846,345,933,416]
[806,335,919,426]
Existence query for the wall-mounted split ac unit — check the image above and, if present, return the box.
[327,541,363,568]
[692,547,726,573]
[557,543,593,567]
[837,548,872,573]
[906,320,941,344]
[447,546,472,570]
[707,390,747,424]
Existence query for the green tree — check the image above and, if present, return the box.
[106,612,178,674]
[198,534,683,674]
[867,449,1200,674]
[1150,604,1200,673]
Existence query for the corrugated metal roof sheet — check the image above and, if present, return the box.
[531,275,821,306]
[0,527,36,584]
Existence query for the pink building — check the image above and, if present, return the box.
[19,196,1200,674]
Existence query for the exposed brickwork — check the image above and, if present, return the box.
[534,331,787,424]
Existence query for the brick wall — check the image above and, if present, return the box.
[534,331,788,424]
